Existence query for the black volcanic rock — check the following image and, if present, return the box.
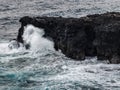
[17,12,120,64]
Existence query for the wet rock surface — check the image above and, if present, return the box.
[17,12,120,64]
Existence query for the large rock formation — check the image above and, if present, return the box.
[17,12,120,64]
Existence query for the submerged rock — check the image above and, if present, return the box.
[17,12,120,64]
[8,39,22,49]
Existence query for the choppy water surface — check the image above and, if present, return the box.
[0,0,120,90]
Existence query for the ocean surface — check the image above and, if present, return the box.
[0,0,120,90]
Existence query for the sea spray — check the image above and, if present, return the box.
[23,25,55,52]
[0,25,55,55]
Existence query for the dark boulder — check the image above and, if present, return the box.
[17,12,120,64]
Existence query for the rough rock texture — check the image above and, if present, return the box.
[17,12,120,64]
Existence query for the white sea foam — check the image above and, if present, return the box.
[1,0,120,89]
[0,42,25,54]
[23,25,55,52]
[0,25,55,54]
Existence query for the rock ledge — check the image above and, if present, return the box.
[17,12,120,64]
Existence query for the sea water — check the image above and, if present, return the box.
[0,0,120,90]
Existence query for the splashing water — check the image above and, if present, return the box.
[0,25,55,55]
[0,41,25,54]
[23,25,55,52]
[0,0,120,89]
[0,25,120,90]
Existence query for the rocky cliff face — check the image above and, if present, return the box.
[17,12,120,64]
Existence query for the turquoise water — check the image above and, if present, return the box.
[0,42,120,90]
[0,0,120,90]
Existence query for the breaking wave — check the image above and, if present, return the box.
[0,25,120,90]
[23,25,55,51]
[0,0,120,89]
